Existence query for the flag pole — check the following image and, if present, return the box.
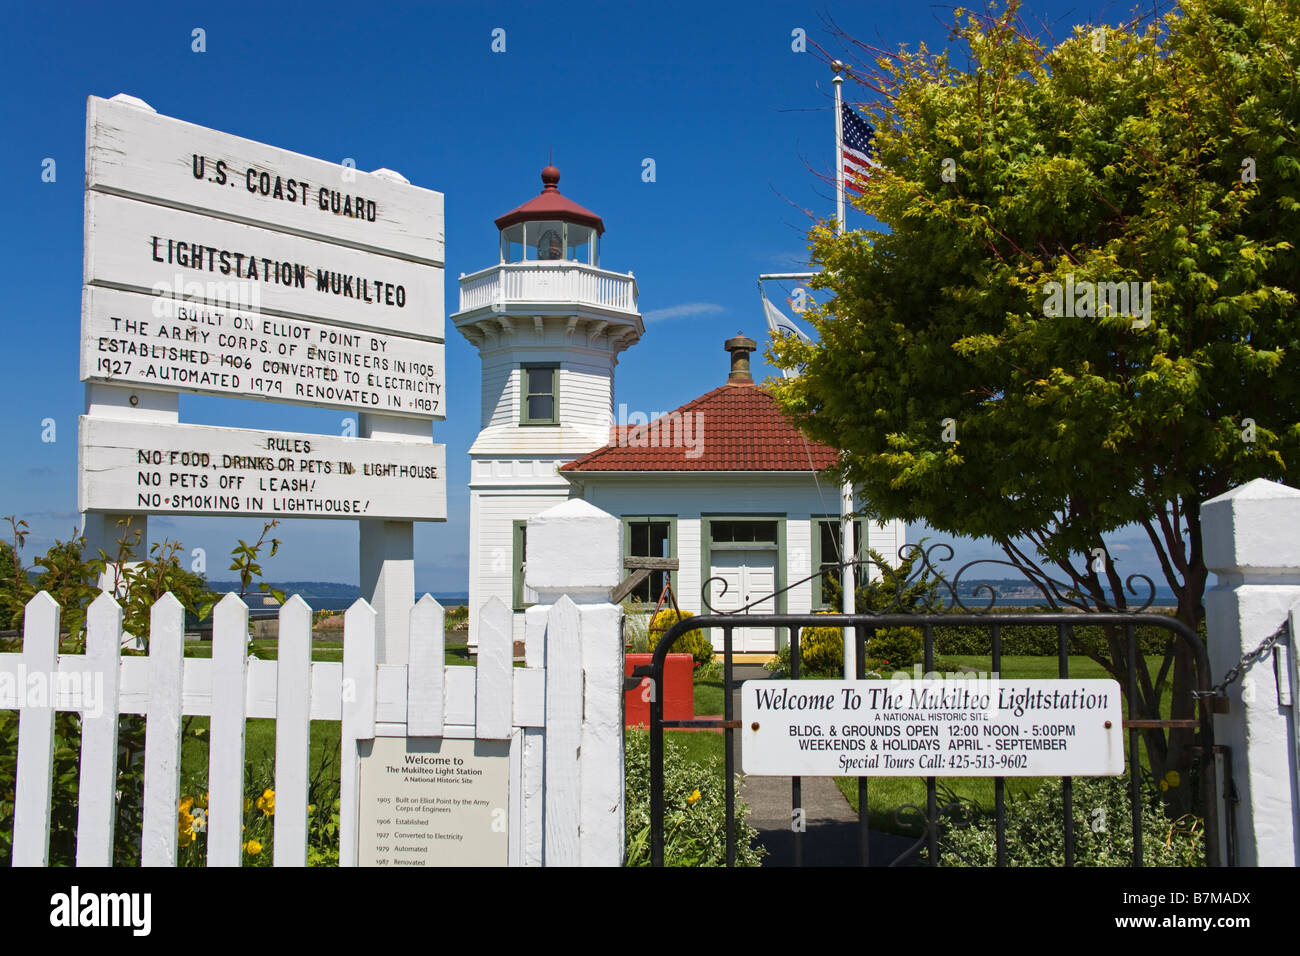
[834,64,846,233]
[832,61,857,678]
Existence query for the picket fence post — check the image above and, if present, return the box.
[11,592,60,866]
[1203,478,1300,866]
[525,498,626,867]
[273,595,313,867]
[141,593,185,867]
[74,591,124,865]
[338,598,377,868]
[207,593,249,867]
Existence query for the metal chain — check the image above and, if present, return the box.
[1193,618,1290,699]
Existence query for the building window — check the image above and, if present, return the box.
[813,519,863,610]
[624,517,676,604]
[709,520,778,545]
[520,364,559,425]
[512,520,535,610]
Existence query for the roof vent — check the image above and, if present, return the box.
[725,335,756,385]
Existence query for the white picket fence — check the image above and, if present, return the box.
[1,588,621,866]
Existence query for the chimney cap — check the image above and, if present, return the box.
[725,335,757,385]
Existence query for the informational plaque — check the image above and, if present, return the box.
[357,737,511,867]
[82,286,444,417]
[79,418,446,520]
[742,679,1125,777]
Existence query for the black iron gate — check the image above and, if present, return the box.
[637,552,1233,867]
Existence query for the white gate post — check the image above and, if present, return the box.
[524,499,625,866]
[1202,477,1300,866]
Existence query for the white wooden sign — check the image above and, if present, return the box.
[85,192,444,341]
[86,95,444,265]
[742,679,1125,777]
[79,418,446,521]
[81,286,444,418]
[357,736,512,867]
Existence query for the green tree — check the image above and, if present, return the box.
[770,0,1299,786]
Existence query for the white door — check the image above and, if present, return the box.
[708,550,777,653]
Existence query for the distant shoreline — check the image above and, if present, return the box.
[206,582,467,609]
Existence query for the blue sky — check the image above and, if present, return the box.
[0,0,1169,593]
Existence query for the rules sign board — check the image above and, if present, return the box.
[742,679,1125,777]
[80,418,446,521]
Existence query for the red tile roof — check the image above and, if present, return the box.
[561,382,839,473]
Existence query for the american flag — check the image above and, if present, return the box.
[840,102,878,194]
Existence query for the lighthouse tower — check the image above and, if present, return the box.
[452,165,643,646]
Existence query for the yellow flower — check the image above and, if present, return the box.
[178,805,195,846]
[178,827,195,848]
[198,792,208,809]
[308,805,315,814]
[244,839,262,856]
[179,795,194,812]
[1163,770,1181,789]
[686,789,701,805]
[256,788,275,816]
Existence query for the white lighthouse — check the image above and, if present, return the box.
[452,164,643,647]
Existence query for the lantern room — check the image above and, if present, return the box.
[494,164,603,265]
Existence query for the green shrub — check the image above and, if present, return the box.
[624,727,763,866]
[649,609,714,665]
[867,626,923,669]
[800,621,846,674]
[929,613,1189,658]
[939,774,1205,867]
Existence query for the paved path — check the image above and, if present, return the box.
[730,664,912,866]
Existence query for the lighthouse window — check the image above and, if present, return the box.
[501,223,525,262]
[525,221,564,261]
[520,363,559,424]
[565,224,592,264]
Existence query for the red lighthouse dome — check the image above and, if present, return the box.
[494,164,604,264]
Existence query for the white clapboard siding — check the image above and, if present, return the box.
[78,417,446,522]
[81,286,446,420]
[84,192,444,342]
[207,594,249,867]
[86,95,445,266]
[544,596,583,865]
[3,587,618,868]
[273,596,312,867]
[141,594,186,866]
[74,592,125,865]
[12,592,60,866]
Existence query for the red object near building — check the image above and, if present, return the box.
[624,653,695,728]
